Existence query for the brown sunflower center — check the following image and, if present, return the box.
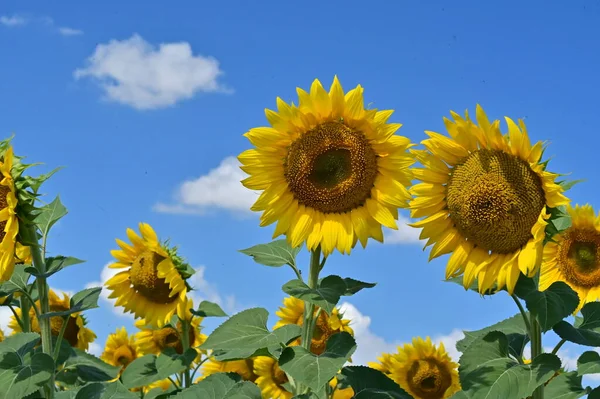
[48,305,80,348]
[284,121,378,213]
[272,362,288,386]
[129,250,176,304]
[0,185,10,243]
[406,358,453,399]
[446,149,545,253]
[557,229,600,288]
[154,324,195,354]
[113,345,136,367]
[310,313,334,355]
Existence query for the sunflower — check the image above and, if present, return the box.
[239,76,414,256]
[144,378,175,394]
[0,147,20,282]
[134,315,206,360]
[197,358,258,383]
[105,223,192,327]
[274,296,353,355]
[0,328,4,343]
[539,204,600,312]
[254,356,292,399]
[330,376,354,399]
[409,105,569,294]
[100,327,139,373]
[9,289,96,350]
[369,337,460,399]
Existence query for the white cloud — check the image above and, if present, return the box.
[58,27,83,36]
[384,215,423,245]
[0,15,26,27]
[0,307,12,333]
[74,34,229,110]
[433,329,465,362]
[154,156,258,215]
[187,266,239,315]
[88,342,103,357]
[85,262,133,320]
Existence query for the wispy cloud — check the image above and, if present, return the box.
[58,27,83,36]
[0,13,82,35]
[75,34,229,110]
[383,215,423,245]
[0,15,27,27]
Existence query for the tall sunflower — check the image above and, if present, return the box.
[369,337,460,399]
[105,223,194,327]
[134,316,206,360]
[274,296,353,355]
[540,204,600,312]
[197,358,257,383]
[409,105,569,294]
[0,147,20,282]
[254,356,293,399]
[239,76,414,256]
[100,327,139,373]
[9,289,96,350]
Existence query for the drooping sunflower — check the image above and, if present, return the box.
[9,289,96,350]
[105,223,193,327]
[410,105,569,294]
[197,358,257,383]
[239,76,414,256]
[369,337,460,399]
[254,356,293,399]
[540,204,600,312]
[274,296,353,355]
[134,315,206,360]
[100,327,139,373]
[0,147,20,282]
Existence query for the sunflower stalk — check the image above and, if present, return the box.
[180,319,192,388]
[10,304,25,332]
[53,315,69,362]
[530,317,544,399]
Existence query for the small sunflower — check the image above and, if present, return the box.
[410,105,569,294]
[0,147,20,282]
[197,358,257,383]
[239,76,414,256]
[330,376,354,399]
[369,337,460,399]
[9,289,96,350]
[274,296,353,355]
[105,223,193,327]
[134,315,206,360]
[100,327,139,373]
[144,378,174,394]
[540,204,600,312]
[254,356,292,399]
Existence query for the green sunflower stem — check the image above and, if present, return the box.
[17,298,29,332]
[53,316,69,362]
[296,246,323,395]
[531,317,544,399]
[26,224,54,399]
[181,319,192,388]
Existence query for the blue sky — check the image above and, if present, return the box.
[2,0,600,386]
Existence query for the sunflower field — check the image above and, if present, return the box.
[0,75,599,399]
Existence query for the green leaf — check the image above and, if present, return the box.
[553,302,600,346]
[172,372,262,399]
[543,371,588,399]
[0,333,54,399]
[121,348,196,389]
[513,274,538,299]
[60,381,139,399]
[0,265,30,295]
[458,331,561,398]
[191,300,228,317]
[339,366,412,399]
[31,256,85,278]
[576,351,600,375]
[341,278,377,296]
[449,392,471,399]
[34,195,68,239]
[523,281,579,332]
[557,179,585,191]
[546,205,572,243]
[200,308,301,359]
[279,332,356,392]
[239,240,301,267]
[282,275,346,315]
[590,387,600,399]
[40,287,101,319]
[456,313,529,359]
[63,348,120,382]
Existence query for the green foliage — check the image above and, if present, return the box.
[200,308,301,360]
[283,275,346,315]
[457,313,529,359]
[55,382,138,399]
[458,331,561,398]
[341,278,376,296]
[577,351,600,375]
[338,366,412,398]
[0,264,31,295]
[523,281,579,332]
[34,195,68,240]
[545,205,572,243]
[279,332,356,392]
[240,240,301,268]
[172,373,262,398]
[190,300,228,317]
[62,348,120,382]
[543,372,589,399]
[0,333,55,399]
[26,256,85,279]
[39,287,101,319]
[121,348,197,389]
[553,302,600,346]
